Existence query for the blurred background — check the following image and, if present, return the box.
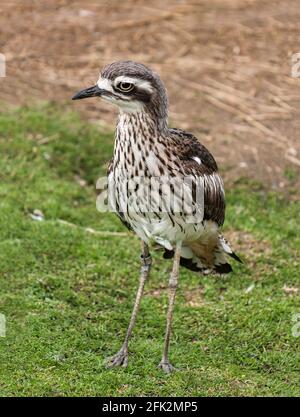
[0,0,299,397]
[1,0,300,188]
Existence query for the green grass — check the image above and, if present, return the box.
[0,104,299,396]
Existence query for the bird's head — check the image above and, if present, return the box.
[72,60,168,128]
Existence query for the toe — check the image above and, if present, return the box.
[106,350,128,368]
[158,360,176,373]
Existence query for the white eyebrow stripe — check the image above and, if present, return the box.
[97,78,113,92]
[114,76,153,93]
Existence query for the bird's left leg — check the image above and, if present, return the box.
[106,241,152,368]
[158,242,181,373]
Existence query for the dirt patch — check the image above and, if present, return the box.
[184,287,206,307]
[226,229,275,278]
[0,0,300,188]
[225,229,272,260]
[146,285,167,298]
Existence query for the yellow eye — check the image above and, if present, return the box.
[117,82,134,92]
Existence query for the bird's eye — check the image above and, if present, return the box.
[116,82,134,92]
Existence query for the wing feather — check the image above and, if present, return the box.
[169,128,225,226]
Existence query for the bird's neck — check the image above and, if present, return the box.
[113,112,167,174]
[116,111,167,137]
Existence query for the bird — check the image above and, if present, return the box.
[72,60,241,373]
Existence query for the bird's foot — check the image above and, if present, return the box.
[158,360,176,374]
[106,348,128,368]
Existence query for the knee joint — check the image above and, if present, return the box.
[140,254,152,268]
[169,274,178,289]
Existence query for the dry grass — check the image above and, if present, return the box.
[0,0,300,188]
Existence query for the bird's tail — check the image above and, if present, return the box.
[163,234,242,275]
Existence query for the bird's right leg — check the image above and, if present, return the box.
[158,242,181,373]
[106,241,152,368]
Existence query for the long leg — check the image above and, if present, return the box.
[158,242,181,373]
[106,241,152,368]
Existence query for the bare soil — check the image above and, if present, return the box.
[1,0,300,188]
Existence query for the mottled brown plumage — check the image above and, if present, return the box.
[72,60,241,373]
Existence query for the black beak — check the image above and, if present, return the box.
[72,85,104,100]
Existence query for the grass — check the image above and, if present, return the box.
[0,104,299,397]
